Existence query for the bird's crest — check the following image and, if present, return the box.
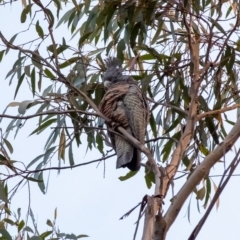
[104,57,122,69]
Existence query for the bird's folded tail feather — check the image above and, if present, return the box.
[115,134,140,171]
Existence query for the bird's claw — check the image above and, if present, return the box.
[112,122,120,130]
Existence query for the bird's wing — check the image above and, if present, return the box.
[99,82,129,127]
[123,82,149,144]
[99,82,135,168]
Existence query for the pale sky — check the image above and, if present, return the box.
[1,2,240,240]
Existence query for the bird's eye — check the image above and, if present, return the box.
[104,80,111,88]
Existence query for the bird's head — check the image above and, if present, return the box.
[103,57,123,89]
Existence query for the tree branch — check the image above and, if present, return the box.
[0,110,98,120]
[188,147,240,240]
[197,104,240,120]
[164,116,240,233]
[1,153,116,181]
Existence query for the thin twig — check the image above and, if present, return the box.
[197,104,240,120]
[0,110,98,120]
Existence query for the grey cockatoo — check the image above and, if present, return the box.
[99,57,149,171]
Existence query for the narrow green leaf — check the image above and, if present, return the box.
[68,10,76,28]
[46,219,53,227]
[226,6,233,18]
[117,39,125,62]
[38,172,45,194]
[3,138,13,154]
[36,20,44,38]
[2,218,15,225]
[161,139,173,162]
[5,119,17,132]
[29,236,43,240]
[96,133,104,154]
[5,68,16,80]
[14,73,25,100]
[209,18,226,35]
[20,8,27,23]
[43,146,56,164]
[59,129,66,161]
[227,48,235,73]
[196,186,205,200]
[206,117,219,144]
[44,68,55,79]
[31,67,36,96]
[25,177,43,183]
[32,50,42,70]
[140,54,154,61]
[20,4,32,23]
[24,65,31,77]
[38,73,42,92]
[53,0,61,18]
[23,226,34,233]
[149,113,157,138]
[29,119,57,136]
[56,8,75,28]
[79,32,92,46]
[141,74,154,92]
[87,130,95,150]
[130,22,141,48]
[45,8,55,26]
[66,234,77,239]
[77,235,89,238]
[27,154,44,169]
[0,50,5,62]
[55,45,69,56]
[165,116,182,134]
[68,142,74,166]
[6,34,18,54]
[204,178,211,208]
[199,144,209,156]
[40,231,53,238]
[0,182,7,202]
[119,171,138,181]
[29,209,36,226]
[18,220,25,232]
[59,57,79,68]
[144,170,155,189]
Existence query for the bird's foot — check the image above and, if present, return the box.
[111,122,120,130]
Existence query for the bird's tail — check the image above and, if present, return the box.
[124,148,141,171]
[115,134,133,169]
[115,133,141,171]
